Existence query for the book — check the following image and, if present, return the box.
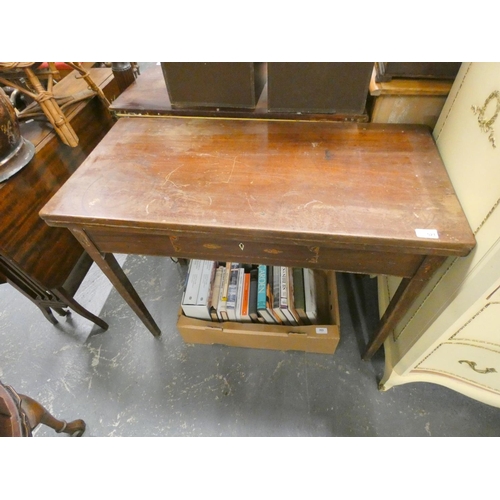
[182,259,204,305]
[279,266,296,325]
[286,267,301,325]
[235,268,245,322]
[292,267,309,325]
[197,260,215,305]
[217,263,231,321]
[267,266,282,324]
[272,265,289,324]
[303,268,318,324]
[248,268,259,322]
[239,271,251,322]
[226,263,241,321]
[181,260,215,320]
[257,265,275,323]
[209,265,223,321]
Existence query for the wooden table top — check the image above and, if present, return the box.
[40,116,475,258]
[110,64,369,122]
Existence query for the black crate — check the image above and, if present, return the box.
[161,62,266,110]
[267,62,373,114]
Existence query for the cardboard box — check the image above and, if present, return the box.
[177,270,340,355]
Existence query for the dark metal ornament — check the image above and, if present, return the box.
[0,87,35,182]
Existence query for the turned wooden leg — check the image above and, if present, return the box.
[53,287,109,331]
[19,394,86,437]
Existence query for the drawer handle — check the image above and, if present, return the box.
[459,360,497,374]
[239,243,244,251]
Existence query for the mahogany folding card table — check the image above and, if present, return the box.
[40,116,476,360]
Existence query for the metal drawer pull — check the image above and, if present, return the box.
[459,360,497,374]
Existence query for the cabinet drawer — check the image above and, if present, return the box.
[415,343,500,393]
[451,303,500,347]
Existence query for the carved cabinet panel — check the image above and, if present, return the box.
[378,63,500,408]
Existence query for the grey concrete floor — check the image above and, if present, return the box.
[1,254,500,437]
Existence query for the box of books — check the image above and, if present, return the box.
[177,262,340,355]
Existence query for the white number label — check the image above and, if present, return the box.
[415,229,439,239]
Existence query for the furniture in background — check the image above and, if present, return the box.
[374,62,461,83]
[378,63,500,408]
[161,62,266,109]
[111,62,139,93]
[0,62,111,147]
[368,65,456,128]
[110,63,370,122]
[0,67,119,329]
[39,116,475,360]
[0,380,85,437]
[267,62,373,115]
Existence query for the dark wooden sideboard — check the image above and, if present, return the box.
[0,68,120,328]
[110,64,370,122]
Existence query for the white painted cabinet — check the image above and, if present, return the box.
[378,63,500,408]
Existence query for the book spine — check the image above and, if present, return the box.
[266,266,280,324]
[273,265,288,324]
[182,259,204,305]
[292,267,309,325]
[209,266,223,321]
[248,268,259,322]
[240,272,251,322]
[217,264,230,321]
[235,267,245,321]
[257,265,275,323]
[256,265,267,311]
[303,268,318,324]
[279,266,295,324]
[286,267,301,325]
[196,260,216,306]
[226,263,240,321]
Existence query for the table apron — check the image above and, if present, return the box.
[83,227,424,278]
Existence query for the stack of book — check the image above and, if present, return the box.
[181,260,319,325]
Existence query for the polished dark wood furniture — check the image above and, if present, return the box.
[0,68,119,329]
[375,62,461,82]
[110,64,370,122]
[40,116,476,360]
[0,381,85,437]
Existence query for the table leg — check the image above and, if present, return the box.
[70,227,161,337]
[363,255,447,361]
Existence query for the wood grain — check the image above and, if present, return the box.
[41,117,476,260]
[0,69,116,289]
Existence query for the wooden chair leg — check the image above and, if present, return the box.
[2,275,59,325]
[40,306,59,325]
[19,394,86,437]
[53,287,109,331]
[54,307,70,317]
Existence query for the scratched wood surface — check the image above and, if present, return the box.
[40,117,475,264]
[0,69,117,288]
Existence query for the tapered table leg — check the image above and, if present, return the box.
[70,227,161,337]
[363,255,447,360]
